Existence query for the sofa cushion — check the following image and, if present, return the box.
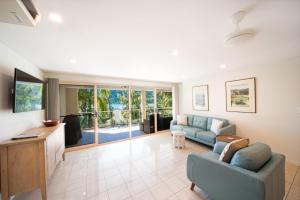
[210,119,224,134]
[195,131,216,144]
[230,143,272,172]
[219,139,249,163]
[171,125,186,132]
[192,116,208,130]
[187,115,194,126]
[183,127,204,138]
[207,117,228,131]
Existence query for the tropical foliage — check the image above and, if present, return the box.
[131,90,141,124]
[78,88,94,129]
[157,90,172,117]
[77,88,172,129]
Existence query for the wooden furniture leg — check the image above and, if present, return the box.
[0,148,9,200]
[191,183,195,191]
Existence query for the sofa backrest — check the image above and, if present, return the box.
[230,143,272,172]
[187,115,194,126]
[192,115,208,130]
[186,114,229,130]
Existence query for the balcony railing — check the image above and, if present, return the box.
[157,108,172,117]
[98,110,130,128]
[61,108,173,130]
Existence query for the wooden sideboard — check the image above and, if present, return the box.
[0,123,65,200]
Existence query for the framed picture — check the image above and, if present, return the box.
[225,77,256,113]
[192,85,209,111]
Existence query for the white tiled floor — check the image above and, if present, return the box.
[14,131,299,200]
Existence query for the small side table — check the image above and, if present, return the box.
[172,131,186,148]
[216,134,242,143]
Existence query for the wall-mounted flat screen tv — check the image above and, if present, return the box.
[13,68,45,113]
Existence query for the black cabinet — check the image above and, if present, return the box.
[63,115,82,146]
[143,114,155,134]
[157,114,173,131]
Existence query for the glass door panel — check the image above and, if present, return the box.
[130,89,144,138]
[146,90,155,116]
[156,89,173,131]
[97,87,130,143]
[59,85,95,148]
[141,90,155,134]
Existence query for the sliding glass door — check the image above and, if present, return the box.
[59,85,96,148]
[145,90,155,116]
[156,89,173,131]
[130,89,141,138]
[60,83,174,147]
[97,87,130,144]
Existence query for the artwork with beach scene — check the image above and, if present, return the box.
[230,84,249,107]
[226,78,256,113]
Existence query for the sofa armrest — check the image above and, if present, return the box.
[255,153,285,200]
[187,152,265,200]
[216,124,236,135]
[213,141,228,154]
[170,120,177,127]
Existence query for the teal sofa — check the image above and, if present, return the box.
[170,115,236,147]
[187,142,285,200]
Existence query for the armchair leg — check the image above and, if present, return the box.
[190,183,195,191]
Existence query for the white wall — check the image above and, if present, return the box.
[179,57,300,165]
[0,42,45,141]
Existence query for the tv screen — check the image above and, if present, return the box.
[13,68,45,113]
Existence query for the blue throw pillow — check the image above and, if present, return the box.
[230,143,271,172]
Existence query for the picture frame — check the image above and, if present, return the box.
[225,77,256,113]
[192,85,209,111]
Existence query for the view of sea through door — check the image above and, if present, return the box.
[97,87,130,143]
[59,84,173,146]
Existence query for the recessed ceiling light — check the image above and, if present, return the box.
[220,64,227,69]
[170,49,179,56]
[69,59,77,64]
[49,13,62,23]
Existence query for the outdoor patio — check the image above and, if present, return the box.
[80,125,146,145]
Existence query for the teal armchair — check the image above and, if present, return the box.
[187,143,285,200]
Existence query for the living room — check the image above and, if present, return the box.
[0,0,299,200]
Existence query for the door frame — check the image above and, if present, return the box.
[60,83,98,152]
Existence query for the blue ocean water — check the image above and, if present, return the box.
[110,103,125,110]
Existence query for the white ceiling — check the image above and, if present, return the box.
[0,0,299,82]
